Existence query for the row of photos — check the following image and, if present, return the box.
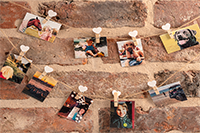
[0,12,200,128]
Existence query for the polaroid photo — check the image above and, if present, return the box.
[117,39,145,67]
[58,91,93,123]
[0,54,32,84]
[74,37,108,58]
[149,82,187,107]
[22,71,58,102]
[110,101,135,129]
[160,24,200,54]
[19,12,61,43]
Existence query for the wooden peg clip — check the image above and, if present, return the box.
[162,23,173,39]
[42,10,57,24]
[17,45,30,61]
[148,80,159,95]
[128,30,138,46]
[92,27,102,43]
[112,90,121,107]
[38,66,53,79]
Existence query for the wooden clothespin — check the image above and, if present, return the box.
[162,23,173,39]
[38,66,53,79]
[42,10,57,24]
[92,27,102,43]
[148,80,159,95]
[128,30,138,46]
[75,85,88,100]
[17,45,30,61]
[112,90,121,107]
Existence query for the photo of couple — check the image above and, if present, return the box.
[117,39,145,67]
[19,12,61,43]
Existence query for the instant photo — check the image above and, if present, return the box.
[58,91,93,123]
[0,54,31,84]
[19,12,61,43]
[117,39,145,67]
[74,37,108,58]
[22,71,58,102]
[160,24,200,54]
[149,82,187,107]
[110,101,135,129]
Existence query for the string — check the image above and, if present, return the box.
[1,2,200,100]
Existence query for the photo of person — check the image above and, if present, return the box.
[58,91,93,123]
[117,39,145,67]
[148,82,187,107]
[160,24,200,54]
[110,101,135,129]
[74,37,108,58]
[22,71,58,102]
[0,54,32,84]
[19,12,61,43]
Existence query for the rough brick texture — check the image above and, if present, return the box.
[154,1,200,28]
[51,71,149,99]
[99,107,200,133]
[0,76,29,99]
[0,2,31,28]
[0,108,93,133]
[155,70,200,97]
[38,1,147,28]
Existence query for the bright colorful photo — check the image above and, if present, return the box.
[19,12,61,43]
[74,37,108,58]
[117,39,145,67]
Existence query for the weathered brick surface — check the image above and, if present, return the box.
[51,71,149,99]
[0,37,21,65]
[154,1,200,28]
[155,70,200,97]
[0,76,29,99]
[38,1,147,28]
[0,2,31,28]
[0,108,93,133]
[142,36,200,62]
[99,107,200,133]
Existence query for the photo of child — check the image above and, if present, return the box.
[0,54,32,84]
[110,101,135,129]
[74,37,108,58]
[58,91,93,123]
[19,12,61,43]
[117,39,145,67]
[160,24,200,54]
[149,82,187,107]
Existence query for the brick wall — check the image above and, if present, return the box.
[0,0,200,133]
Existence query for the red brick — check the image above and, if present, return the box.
[99,107,200,132]
[51,71,149,99]
[38,1,147,28]
[0,108,93,133]
[0,75,29,99]
[154,1,200,28]
[0,2,31,28]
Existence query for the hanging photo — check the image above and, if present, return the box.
[160,24,200,54]
[0,54,32,84]
[110,101,135,129]
[19,12,61,43]
[74,37,108,58]
[149,82,187,107]
[117,39,145,67]
[58,91,93,123]
[22,71,58,102]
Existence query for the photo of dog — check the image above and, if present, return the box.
[117,39,145,67]
[160,24,200,54]
[174,29,199,49]
[19,12,61,43]
[149,82,187,107]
